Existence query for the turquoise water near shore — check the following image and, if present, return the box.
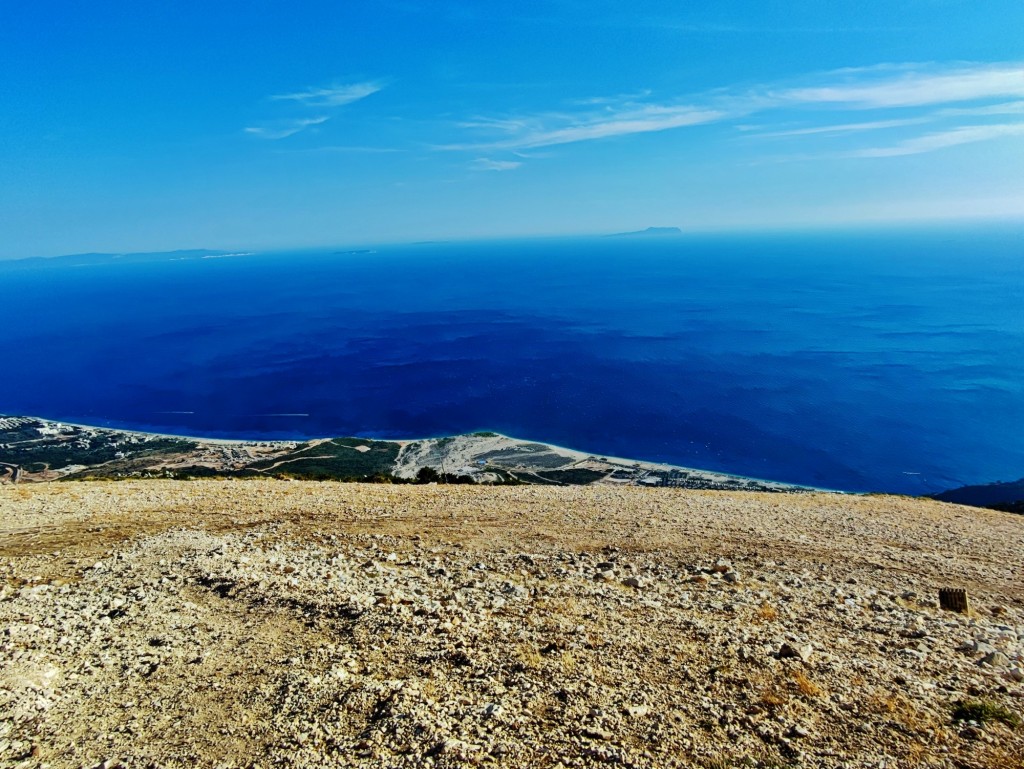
[1,226,1022,494]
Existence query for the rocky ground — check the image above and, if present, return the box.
[1,481,1022,769]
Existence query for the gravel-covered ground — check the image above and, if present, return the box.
[1,480,1022,769]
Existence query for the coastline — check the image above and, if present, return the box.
[1,413,819,491]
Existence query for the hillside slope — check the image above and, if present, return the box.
[1,482,1022,768]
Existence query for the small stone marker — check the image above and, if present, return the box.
[939,587,970,614]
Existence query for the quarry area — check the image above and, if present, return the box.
[1,481,1022,768]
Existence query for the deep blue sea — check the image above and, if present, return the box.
[2,227,1022,495]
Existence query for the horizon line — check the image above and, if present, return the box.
[3,213,1024,263]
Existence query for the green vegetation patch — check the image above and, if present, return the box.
[2,433,196,470]
[952,699,1021,728]
[251,438,401,480]
[534,468,607,485]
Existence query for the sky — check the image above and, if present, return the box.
[1,0,1023,258]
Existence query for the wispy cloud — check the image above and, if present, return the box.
[245,79,386,142]
[470,158,522,171]
[752,117,932,138]
[446,105,726,151]
[772,63,1024,108]
[938,100,1024,117]
[850,122,1024,157]
[444,61,1024,160]
[270,80,385,107]
[513,107,727,149]
[244,116,330,140]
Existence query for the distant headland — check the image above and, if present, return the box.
[0,414,802,492]
[606,226,683,238]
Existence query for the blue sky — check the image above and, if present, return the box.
[2,0,1023,258]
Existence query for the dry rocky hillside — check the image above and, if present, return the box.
[1,481,1022,769]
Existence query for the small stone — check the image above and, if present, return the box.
[595,570,616,582]
[622,576,644,589]
[787,724,810,739]
[1006,667,1023,682]
[978,651,1010,668]
[625,705,649,718]
[712,559,732,574]
[582,727,613,741]
[778,642,813,663]
[723,571,741,584]
[430,738,461,755]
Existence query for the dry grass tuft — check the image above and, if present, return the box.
[790,668,822,697]
[517,643,543,670]
[903,741,944,766]
[866,691,941,735]
[760,685,787,709]
[754,602,779,622]
[559,650,577,676]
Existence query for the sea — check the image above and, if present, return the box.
[2,226,1022,495]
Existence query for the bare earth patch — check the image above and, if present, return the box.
[1,481,1022,768]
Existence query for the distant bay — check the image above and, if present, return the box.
[2,226,1022,494]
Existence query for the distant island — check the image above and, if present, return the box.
[606,226,683,238]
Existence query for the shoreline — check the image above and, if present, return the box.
[6,413,834,493]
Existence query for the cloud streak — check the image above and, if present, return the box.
[445,106,726,151]
[938,100,1024,117]
[244,116,330,140]
[270,81,385,108]
[246,79,386,141]
[470,158,522,171]
[752,117,932,138]
[850,122,1024,157]
[445,61,1024,160]
[771,63,1024,108]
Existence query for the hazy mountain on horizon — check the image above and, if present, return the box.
[606,227,683,238]
[0,249,231,269]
